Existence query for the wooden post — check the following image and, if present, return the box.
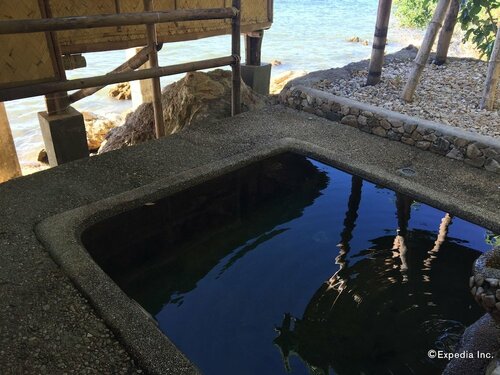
[231,0,242,116]
[268,0,274,23]
[245,30,263,66]
[480,25,500,110]
[144,0,165,138]
[366,0,393,86]
[37,0,89,166]
[402,0,451,102]
[0,103,22,183]
[434,0,460,65]
[38,0,70,115]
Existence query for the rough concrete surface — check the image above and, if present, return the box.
[444,314,500,375]
[1,105,499,374]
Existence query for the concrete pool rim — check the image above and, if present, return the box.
[35,137,500,375]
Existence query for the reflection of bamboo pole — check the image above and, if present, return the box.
[480,25,500,110]
[423,213,453,270]
[402,0,451,102]
[338,176,363,253]
[393,193,413,273]
[431,213,453,253]
[396,193,412,236]
[393,234,408,271]
[328,177,363,298]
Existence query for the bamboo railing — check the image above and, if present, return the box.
[0,8,237,34]
[0,3,242,122]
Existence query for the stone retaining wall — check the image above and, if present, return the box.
[281,85,500,174]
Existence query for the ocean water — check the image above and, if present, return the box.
[5,0,412,166]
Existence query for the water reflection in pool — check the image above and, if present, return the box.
[82,153,490,375]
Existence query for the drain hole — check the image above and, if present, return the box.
[398,167,417,177]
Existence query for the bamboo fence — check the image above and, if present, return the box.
[0,0,272,89]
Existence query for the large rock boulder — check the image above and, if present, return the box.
[83,112,121,152]
[99,69,268,154]
[270,70,308,95]
[108,82,132,100]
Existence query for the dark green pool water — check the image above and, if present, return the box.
[83,153,491,375]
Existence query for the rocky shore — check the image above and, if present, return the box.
[314,57,499,138]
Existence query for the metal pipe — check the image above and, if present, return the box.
[0,56,236,102]
[0,8,237,34]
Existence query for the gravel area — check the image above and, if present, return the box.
[0,229,141,375]
[314,59,500,138]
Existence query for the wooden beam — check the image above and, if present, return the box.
[58,22,273,55]
[143,0,165,139]
[268,0,274,23]
[231,0,242,116]
[69,46,154,103]
[0,8,237,34]
[0,56,236,102]
[245,30,264,66]
[0,103,21,183]
[366,0,393,86]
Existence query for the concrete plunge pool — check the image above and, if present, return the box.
[57,152,491,375]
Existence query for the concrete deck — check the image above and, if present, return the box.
[1,105,499,374]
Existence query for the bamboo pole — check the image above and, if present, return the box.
[69,46,154,103]
[434,0,460,65]
[231,0,242,116]
[0,56,236,102]
[366,0,393,86]
[144,0,165,139]
[0,102,22,183]
[402,0,451,102]
[480,24,500,110]
[0,8,237,34]
[39,0,70,115]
